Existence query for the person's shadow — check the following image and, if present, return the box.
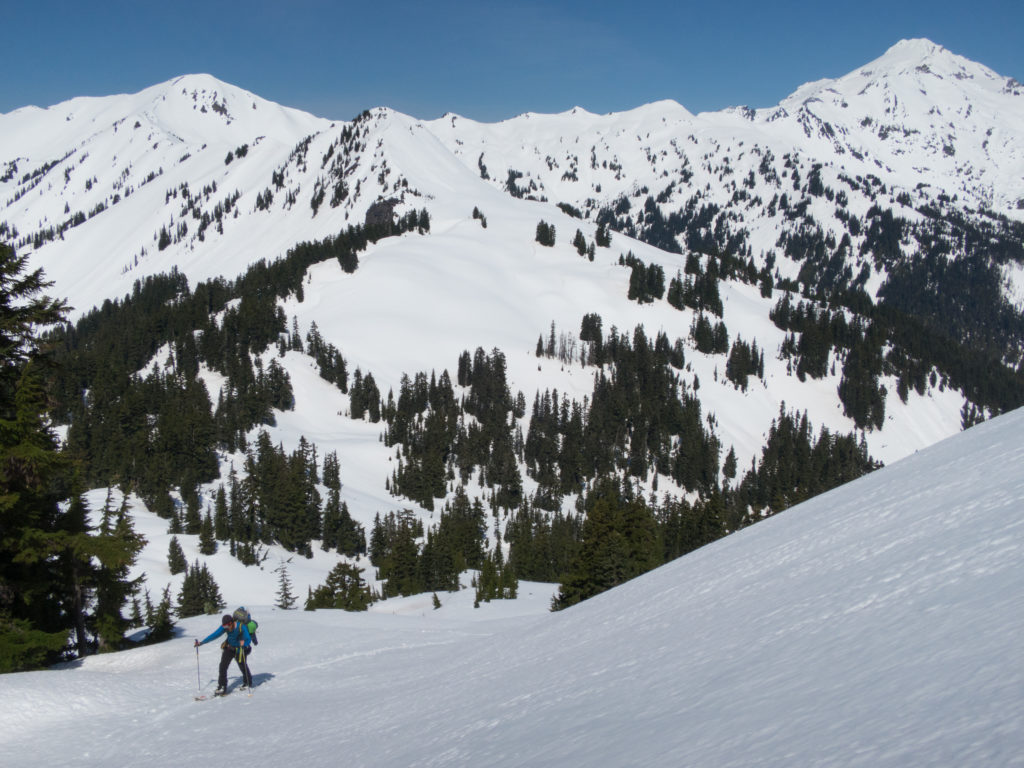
[233,671,275,691]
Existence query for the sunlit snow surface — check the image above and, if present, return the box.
[2,408,1021,767]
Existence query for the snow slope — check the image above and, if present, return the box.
[2,406,1021,768]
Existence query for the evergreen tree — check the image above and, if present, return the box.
[275,560,298,609]
[198,511,217,555]
[148,585,176,642]
[305,562,374,611]
[553,479,661,609]
[535,220,556,247]
[183,487,202,535]
[474,547,518,605]
[167,536,188,575]
[177,560,224,618]
[0,244,80,670]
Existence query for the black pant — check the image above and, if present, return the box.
[218,645,252,688]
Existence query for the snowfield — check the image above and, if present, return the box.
[1,407,1021,767]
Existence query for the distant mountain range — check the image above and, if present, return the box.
[2,38,1023,551]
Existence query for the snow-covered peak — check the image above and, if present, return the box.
[783,36,1019,110]
[865,38,984,80]
[0,73,331,162]
[132,73,331,145]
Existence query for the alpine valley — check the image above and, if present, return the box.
[1,38,1024,662]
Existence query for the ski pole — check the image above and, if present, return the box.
[195,643,201,693]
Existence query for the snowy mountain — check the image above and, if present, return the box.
[2,40,1023,603]
[2,406,1021,767]
[430,39,1024,301]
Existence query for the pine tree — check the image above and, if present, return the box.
[553,480,661,609]
[92,502,146,650]
[177,561,206,618]
[167,536,188,574]
[213,484,230,540]
[183,487,202,535]
[305,562,374,611]
[0,244,80,670]
[148,585,176,642]
[177,560,224,618]
[275,560,298,609]
[198,511,217,555]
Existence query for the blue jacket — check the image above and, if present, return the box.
[200,622,251,649]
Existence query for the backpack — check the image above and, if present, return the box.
[233,606,259,644]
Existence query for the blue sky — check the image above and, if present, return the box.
[4,0,1021,121]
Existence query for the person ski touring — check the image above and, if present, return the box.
[195,613,253,695]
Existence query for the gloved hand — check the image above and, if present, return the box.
[252,635,258,646]
[194,639,200,648]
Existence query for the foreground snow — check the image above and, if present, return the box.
[2,408,1023,766]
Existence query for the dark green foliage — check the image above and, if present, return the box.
[660,493,725,561]
[213,485,229,541]
[433,487,487,573]
[147,585,176,643]
[722,447,737,481]
[239,432,322,557]
[553,479,661,610]
[506,169,527,198]
[572,229,588,256]
[0,617,68,672]
[167,536,187,575]
[579,313,604,364]
[198,511,217,555]
[275,560,298,609]
[321,491,366,557]
[666,267,723,317]
[535,220,556,247]
[771,293,857,382]
[506,503,581,582]
[620,252,665,303]
[725,337,765,390]
[176,560,224,618]
[690,313,729,355]
[349,368,381,422]
[389,358,513,512]
[305,562,374,611]
[727,406,880,527]
[0,244,125,669]
[183,488,202,535]
[557,202,582,219]
[90,496,146,651]
[370,510,425,597]
[306,323,349,392]
[838,340,887,430]
[474,547,517,605]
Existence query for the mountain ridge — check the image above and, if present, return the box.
[2,38,1022,576]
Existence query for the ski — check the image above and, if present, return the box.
[194,684,256,701]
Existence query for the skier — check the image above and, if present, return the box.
[195,613,253,695]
